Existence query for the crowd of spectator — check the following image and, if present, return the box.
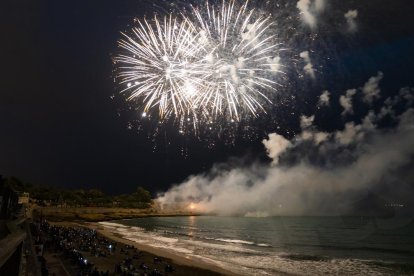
[30,219,175,276]
[113,245,174,276]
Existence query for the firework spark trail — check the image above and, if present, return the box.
[116,15,207,120]
[191,0,283,121]
[115,0,283,133]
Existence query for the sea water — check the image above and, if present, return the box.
[99,216,414,275]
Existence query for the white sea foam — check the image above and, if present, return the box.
[98,219,408,276]
[257,243,271,247]
[215,238,255,245]
[151,236,178,243]
[214,238,271,247]
[99,221,129,228]
[185,240,258,253]
[220,255,392,276]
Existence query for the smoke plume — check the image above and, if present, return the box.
[299,51,316,79]
[157,76,414,216]
[297,0,325,29]
[344,9,358,33]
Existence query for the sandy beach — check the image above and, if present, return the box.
[50,220,235,276]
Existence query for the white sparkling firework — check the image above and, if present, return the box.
[191,0,282,120]
[116,15,207,122]
[115,0,282,132]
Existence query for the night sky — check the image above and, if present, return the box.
[1,0,414,195]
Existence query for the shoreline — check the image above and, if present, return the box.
[51,220,236,276]
[33,206,202,222]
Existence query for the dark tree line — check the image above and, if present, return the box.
[1,176,152,209]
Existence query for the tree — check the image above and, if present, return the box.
[134,187,152,203]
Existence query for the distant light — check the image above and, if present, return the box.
[127,82,132,87]
[84,259,88,264]
[142,112,147,117]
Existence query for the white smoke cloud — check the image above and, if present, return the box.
[314,0,326,13]
[299,51,316,79]
[314,131,329,144]
[262,133,291,165]
[334,110,376,145]
[299,115,329,145]
[158,73,414,216]
[344,9,358,32]
[158,103,414,216]
[300,115,315,129]
[297,0,316,28]
[385,87,414,109]
[296,0,325,29]
[318,90,330,106]
[335,122,360,145]
[158,110,414,216]
[363,71,384,104]
[339,89,357,116]
[299,115,318,142]
[337,72,386,116]
[378,87,414,120]
[399,87,414,106]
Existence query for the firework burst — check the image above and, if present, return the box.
[115,0,283,134]
[115,15,207,122]
[191,0,283,121]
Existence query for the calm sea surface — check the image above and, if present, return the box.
[99,216,414,275]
